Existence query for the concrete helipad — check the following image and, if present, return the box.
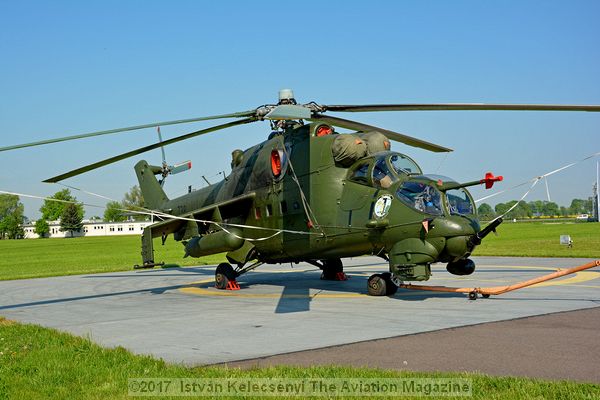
[0,256,599,366]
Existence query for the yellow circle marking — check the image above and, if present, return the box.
[178,264,600,298]
[179,277,371,298]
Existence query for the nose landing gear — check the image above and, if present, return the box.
[367,272,398,296]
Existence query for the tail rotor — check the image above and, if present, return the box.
[156,126,192,187]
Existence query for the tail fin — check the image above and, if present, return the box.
[134,160,169,210]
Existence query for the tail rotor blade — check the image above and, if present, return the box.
[157,126,167,166]
[170,161,192,175]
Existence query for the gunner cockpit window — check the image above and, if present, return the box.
[446,188,475,216]
[396,182,443,215]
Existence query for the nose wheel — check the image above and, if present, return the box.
[367,272,398,296]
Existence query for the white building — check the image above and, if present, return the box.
[23,220,150,239]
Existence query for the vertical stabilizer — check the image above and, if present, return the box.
[134,160,169,210]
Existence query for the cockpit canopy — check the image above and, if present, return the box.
[348,160,477,217]
[348,152,422,189]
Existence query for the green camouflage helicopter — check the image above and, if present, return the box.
[3,90,599,295]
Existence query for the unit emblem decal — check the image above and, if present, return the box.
[373,195,393,218]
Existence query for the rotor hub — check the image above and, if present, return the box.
[278,88,296,105]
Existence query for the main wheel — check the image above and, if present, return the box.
[320,259,345,280]
[215,263,237,290]
[367,274,388,296]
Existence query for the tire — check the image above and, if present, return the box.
[381,272,399,296]
[320,259,343,280]
[215,263,237,290]
[367,274,387,296]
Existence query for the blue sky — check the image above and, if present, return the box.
[1,1,599,219]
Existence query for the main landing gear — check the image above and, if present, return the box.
[214,258,351,290]
[367,272,399,296]
[214,263,240,290]
[319,259,348,281]
[214,260,265,290]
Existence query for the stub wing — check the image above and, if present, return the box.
[144,192,256,240]
[138,193,256,266]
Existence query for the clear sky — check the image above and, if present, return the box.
[1,0,599,219]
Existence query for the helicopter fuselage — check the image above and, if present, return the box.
[142,122,485,282]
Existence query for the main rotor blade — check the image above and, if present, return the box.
[310,114,452,153]
[44,118,256,183]
[0,110,256,153]
[322,104,600,113]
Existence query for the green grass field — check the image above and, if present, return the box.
[473,221,600,258]
[0,317,597,400]
[1,224,599,398]
[0,235,225,281]
[1,222,599,281]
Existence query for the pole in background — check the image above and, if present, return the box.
[596,161,599,221]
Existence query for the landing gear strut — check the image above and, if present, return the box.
[367,272,398,296]
[319,259,348,281]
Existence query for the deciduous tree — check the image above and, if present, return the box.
[477,203,495,220]
[122,185,147,221]
[34,219,50,238]
[0,194,25,239]
[40,189,84,221]
[104,201,126,222]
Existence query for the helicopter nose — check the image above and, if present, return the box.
[436,215,479,237]
[445,235,472,258]
[435,216,480,258]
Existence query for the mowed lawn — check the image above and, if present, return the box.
[1,317,598,400]
[0,235,225,281]
[473,221,600,258]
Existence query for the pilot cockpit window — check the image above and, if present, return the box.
[372,158,394,189]
[390,154,421,175]
[396,182,443,215]
[446,188,475,216]
[349,162,370,184]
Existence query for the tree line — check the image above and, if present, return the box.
[477,198,594,220]
[0,186,146,239]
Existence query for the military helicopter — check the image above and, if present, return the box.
[2,90,599,296]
